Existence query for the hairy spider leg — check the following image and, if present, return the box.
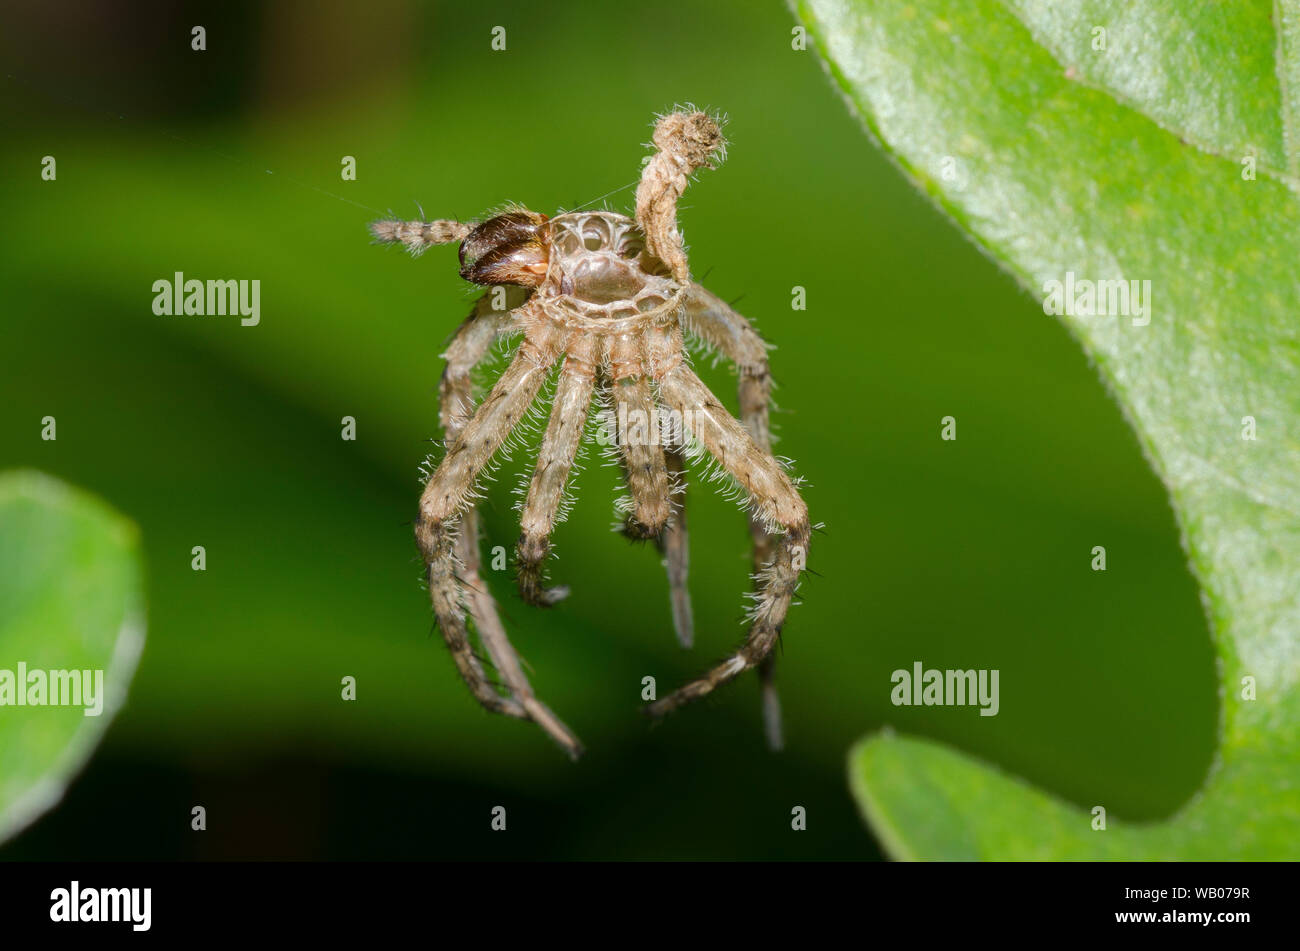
[431,290,526,718]
[369,217,470,256]
[438,288,584,740]
[636,110,726,283]
[607,323,694,646]
[680,283,784,746]
[609,373,672,539]
[644,363,809,720]
[516,335,599,607]
[416,307,583,758]
[606,339,695,649]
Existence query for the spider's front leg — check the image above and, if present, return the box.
[370,217,470,256]
[636,110,725,283]
[644,363,809,721]
[417,315,584,759]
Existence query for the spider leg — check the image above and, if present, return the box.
[758,654,782,751]
[681,283,773,468]
[370,217,470,256]
[610,375,672,538]
[429,290,528,721]
[516,337,599,606]
[417,327,584,759]
[439,288,527,437]
[635,110,726,282]
[658,444,693,648]
[439,288,569,728]
[681,283,784,747]
[644,364,809,721]
[606,329,690,644]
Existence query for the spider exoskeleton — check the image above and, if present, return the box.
[370,109,810,759]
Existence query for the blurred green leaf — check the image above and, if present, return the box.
[797,0,1300,858]
[0,470,146,844]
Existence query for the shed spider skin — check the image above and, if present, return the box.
[370,110,810,759]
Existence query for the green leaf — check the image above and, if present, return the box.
[1003,0,1298,175]
[795,0,1300,859]
[0,470,146,844]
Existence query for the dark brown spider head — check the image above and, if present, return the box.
[458,209,550,287]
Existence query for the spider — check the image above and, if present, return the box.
[370,109,810,759]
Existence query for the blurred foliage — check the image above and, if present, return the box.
[0,0,1217,859]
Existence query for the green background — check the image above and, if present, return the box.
[0,0,1214,859]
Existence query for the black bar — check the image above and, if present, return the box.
[0,861,1284,938]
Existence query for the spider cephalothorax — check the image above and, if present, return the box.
[370,109,810,759]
